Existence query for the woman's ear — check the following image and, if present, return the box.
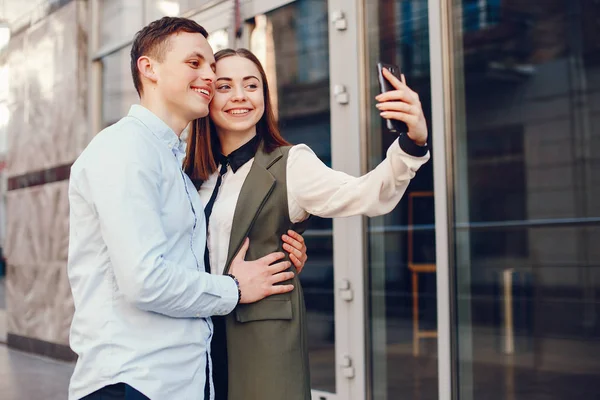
[137,56,158,84]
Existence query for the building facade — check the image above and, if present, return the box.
[1,0,599,399]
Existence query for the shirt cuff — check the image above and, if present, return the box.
[398,134,428,157]
[211,274,240,316]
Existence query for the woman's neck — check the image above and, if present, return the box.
[218,129,257,156]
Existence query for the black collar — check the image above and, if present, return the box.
[217,135,260,173]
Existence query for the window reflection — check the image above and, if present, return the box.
[366,0,437,399]
[453,1,600,399]
[102,47,138,128]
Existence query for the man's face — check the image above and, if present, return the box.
[153,31,216,121]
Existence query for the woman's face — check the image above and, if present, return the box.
[209,55,265,137]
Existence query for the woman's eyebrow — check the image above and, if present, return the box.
[215,76,260,82]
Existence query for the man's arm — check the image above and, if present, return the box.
[80,131,238,318]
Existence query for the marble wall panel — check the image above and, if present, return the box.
[5,181,72,344]
[5,1,88,178]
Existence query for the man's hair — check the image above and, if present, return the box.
[130,17,209,96]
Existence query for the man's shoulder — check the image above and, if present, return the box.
[72,115,160,175]
[97,115,154,145]
[85,116,158,154]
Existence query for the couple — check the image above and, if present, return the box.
[67,16,429,400]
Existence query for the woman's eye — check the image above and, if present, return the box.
[246,84,258,90]
[217,84,231,90]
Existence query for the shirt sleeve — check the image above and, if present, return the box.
[78,131,238,318]
[287,138,430,219]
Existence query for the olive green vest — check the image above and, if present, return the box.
[222,144,311,400]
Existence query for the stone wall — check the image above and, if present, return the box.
[4,0,87,358]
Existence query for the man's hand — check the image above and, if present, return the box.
[282,230,308,274]
[375,68,428,146]
[229,238,295,304]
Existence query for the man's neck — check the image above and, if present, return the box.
[140,98,189,136]
[218,129,257,156]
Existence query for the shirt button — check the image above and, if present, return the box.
[195,313,201,318]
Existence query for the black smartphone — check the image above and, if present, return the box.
[377,62,408,134]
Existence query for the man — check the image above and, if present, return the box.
[68,17,296,400]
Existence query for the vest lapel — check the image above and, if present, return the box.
[223,145,284,274]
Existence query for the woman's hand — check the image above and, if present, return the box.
[375,68,428,146]
[282,230,308,274]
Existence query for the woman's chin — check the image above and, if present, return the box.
[218,120,257,134]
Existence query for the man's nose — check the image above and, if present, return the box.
[201,67,216,84]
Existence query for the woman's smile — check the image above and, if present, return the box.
[226,108,253,116]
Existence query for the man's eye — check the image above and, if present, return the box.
[189,60,199,68]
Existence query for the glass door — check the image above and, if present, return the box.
[364,1,438,399]
[448,0,600,399]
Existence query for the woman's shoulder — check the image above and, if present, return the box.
[287,143,315,157]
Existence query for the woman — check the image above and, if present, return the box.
[184,48,430,400]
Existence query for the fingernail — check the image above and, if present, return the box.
[375,103,382,108]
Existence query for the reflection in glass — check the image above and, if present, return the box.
[102,47,138,128]
[249,0,334,393]
[365,1,437,399]
[451,1,600,399]
[99,0,143,48]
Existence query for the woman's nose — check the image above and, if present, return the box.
[231,87,246,101]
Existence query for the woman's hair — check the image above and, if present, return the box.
[183,48,290,182]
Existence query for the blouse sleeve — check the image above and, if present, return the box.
[286,138,430,221]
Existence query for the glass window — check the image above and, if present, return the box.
[365,1,437,399]
[99,0,143,48]
[145,0,215,20]
[102,46,138,128]
[450,1,600,399]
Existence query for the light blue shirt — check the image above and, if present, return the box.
[67,105,238,400]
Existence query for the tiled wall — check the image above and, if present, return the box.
[4,1,87,347]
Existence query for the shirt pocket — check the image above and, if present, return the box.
[235,297,292,323]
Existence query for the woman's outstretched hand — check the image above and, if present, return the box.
[375,68,428,146]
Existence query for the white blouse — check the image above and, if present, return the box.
[198,140,429,275]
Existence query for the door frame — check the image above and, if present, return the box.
[326,0,368,399]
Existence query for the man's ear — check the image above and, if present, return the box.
[138,56,158,84]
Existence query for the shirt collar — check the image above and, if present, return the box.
[127,105,187,158]
[217,135,260,173]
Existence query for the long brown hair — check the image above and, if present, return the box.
[183,48,290,183]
